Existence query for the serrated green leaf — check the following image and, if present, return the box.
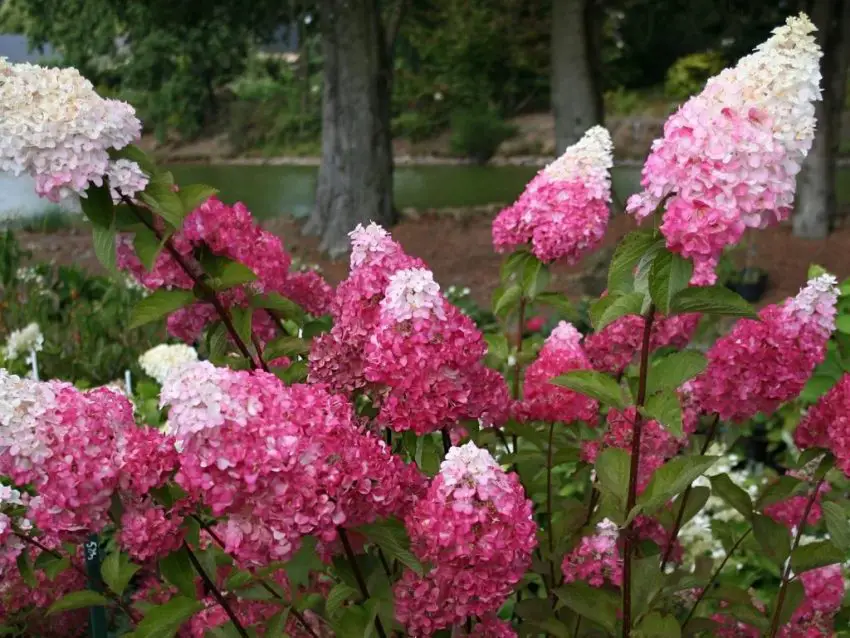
[649,250,693,314]
[642,389,683,436]
[285,537,323,589]
[669,286,757,318]
[326,583,358,619]
[774,578,805,627]
[590,291,645,331]
[636,456,718,516]
[251,293,306,321]
[80,182,115,227]
[92,224,117,273]
[16,552,35,588]
[130,595,204,638]
[555,582,619,634]
[521,257,549,300]
[229,306,255,352]
[501,250,533,282]
[550,369,626,408]
[140,173,185,228]
[47,591,109,615]
[208,261,257,291]
[177,184,218,213]
[159,548,197,599]
[494,283,523,318]
[822,502,850,551]
[130,289,195,329]
[133,225,164,271]
[672,485,711,528]
[710,474,753,520]
[646,350,707,396]
[596,447,631,520]
[753,514,791,565]
[34,551,70,580]
[357,519,424,575]
[635,611,681,638]
[274,360,308,384]
[264,335,310,361]
[756,475,807,510]
[608,230,663,294]
[101,550,140,596]
[265,609,290,638]
[836,315,850,334]
[535,292,578,320]
[791,540,846,573]
[484,333,509,361]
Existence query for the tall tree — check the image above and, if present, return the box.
[551,0,603,153]
[794,0,850,239]
[306,0,407,257]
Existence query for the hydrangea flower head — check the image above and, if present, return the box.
[0,58,143,202]
[626,14,822,283]
[3,323,44,361]
[795,374,850,477]
[138,343,199,384]
[778,564,845,637]
[561,518,622,588]
[382,268,446,322]
[492,126,613,264]
[690,275,838,421]
[349,222,393,268]
[516,321,598,423]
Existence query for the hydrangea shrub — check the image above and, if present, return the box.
[2,13,850,638]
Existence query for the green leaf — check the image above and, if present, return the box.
[590,292,645,331]
[177,184,218,213]
[229,306,255,351]
[16,552,35,588]
[774,579,805,628]
[484,334,509,361]
[521,257,549,300]
[710,474,753,520]
[555,582,619,634]
[140,173,185,228]
[206,322,229,361]
[494,283,523,318]
[646,350,707,396]
[208,261,257,291]
[130,595,204,638]
[822,502,850,551]
[527,618,571,638]
[92,224,117,273]
[635,612,681,638]
[636,456,718,516]
[357,519,424,575]
[836,315,850,334]
[501,250,533,282]
[608,230,663,294]
[790,540,846,573]
[265,609,290,638]
[642,389,683,436]
[80,182,115,227]
[535,292,577,319]
[753,514,791,565]
[101,551,140,596]
[159,547,197,599]
[669,286,757,318]
[649,250,693,314]
[550,369,626,409]
[285,537,323,589]
[325,583,357,619]
[34,551,70,580]
[133,225,164,271]
[47,591,109,615]
[275,360,308,384]
[264,335,310,360]
[755,475,807,510]
[672,485,711,528]
[130,289,195,329]
[251,293,306,321]
[596,448,631,521]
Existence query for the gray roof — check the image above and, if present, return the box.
[0,34,55,63]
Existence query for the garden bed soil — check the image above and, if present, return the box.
[16,212,850,308]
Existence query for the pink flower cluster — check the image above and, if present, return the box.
[795,374,850,477]
[395,443,536,636]
[584,313,701,375]
[516,321,598,423]
[778,565,845,637]
[468,616,517,638]
[689,275,837,422]
[493,126,613,264]
[764,471,830,530]
[117,196,331,344]
[626,14,821,283]
[561,518,622,588]
[160,361,424,566]
[364,268,510,433]
[311,225,508,432]
[118,498,185,562]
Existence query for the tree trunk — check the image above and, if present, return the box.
[306,0,395,257]
[551,0,604,154]
[794,0,850,239]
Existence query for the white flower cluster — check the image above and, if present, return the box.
[3,323,43,362]
[349,222,392,268]
[542,125,614,200]
[382,268,447,322]
[786,274,839,332]
[138,343,199,385]
[0,58,143,202]
[0,369,55,470]
[441,441,501,486]
[106,159,149,201]
[15,267,45,288]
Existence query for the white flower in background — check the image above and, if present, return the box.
[0,57,143,202]
[3,323,43,362]
[139,344,199,385]
[14,267,45,288]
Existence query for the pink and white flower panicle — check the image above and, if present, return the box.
[492,125,613,264]
[626,13,822,284]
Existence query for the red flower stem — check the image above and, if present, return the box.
[621,304,655,638]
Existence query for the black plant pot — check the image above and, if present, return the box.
[726,269,769,302]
